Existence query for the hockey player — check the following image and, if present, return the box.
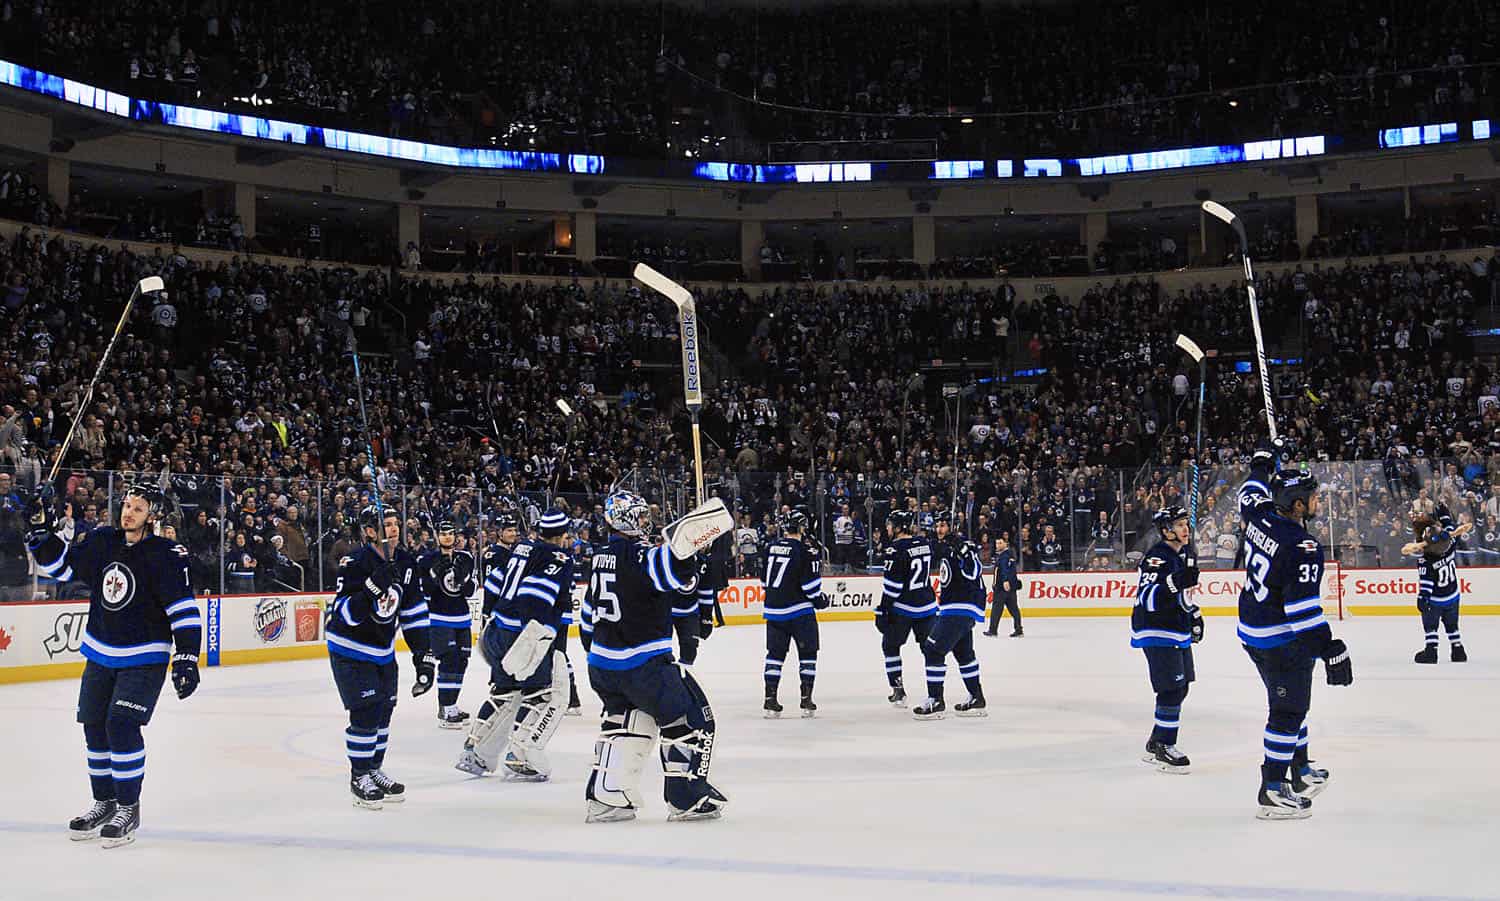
[480,511,521,619]
[760,509,825,718]
[1130,505,1203,773]
[454,510,574,780]
[913,513,986,720]
[877,509,937,705]
[327,505,433,809]
[28,485,200,848]
[417,517,478,728]
[1404,515,1472,663]
[581,490,730,822]
[1238,447,1353,820]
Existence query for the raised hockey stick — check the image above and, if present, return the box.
[346,331,389,548]
[1201,201,1277,441]
[632,263,706,507]
[45,276,165,485]
[1175,334,1207,534]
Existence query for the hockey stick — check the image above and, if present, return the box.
[550,398,576,500]
[1175,334,1207,534]
[1201,201,1277,440]
[45,276,165,485]
[346,331,389,551]
[633,263,706,507]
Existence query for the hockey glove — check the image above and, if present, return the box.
[25,494,57,540]
[699,610,715,641]
[1416,596,1430,614]
[411,654,436,697]
[814,592,830,610]
[1190,611,1205,644]
[171,653,200,700]
[873,609,888,635]
[1323,638,1353,686]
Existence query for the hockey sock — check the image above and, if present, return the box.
[799,656,817,693]
[105,719,145,807]
[924,661,946,702]
[475,697,495,721]
[347,706,382,773]
[1292,725,1311,768]
[884,655,903,687]
[83,723,114,802]
[1424,629,1439,649]
[957,655,982,699]
[372,703,394,769]
[1151,704,1181,746]
[764,654,784,692]
[1263,709,1304,774]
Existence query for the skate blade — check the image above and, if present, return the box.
[69,828,102,842]
[667,807,726,822]
[955,707,988,718]
[454,762,490,777]
[586,805,637,824]
[352,797,384,811]
[763,709,782,719]
[1296,781,1328,799]
[437,721,467,730]
[912,711,945,721]
[380,793,407,803]
[1255,806,1312,820]
[101,834,137,849]
[800,708,816,718]
[565,707,582,716]
[1139,754,1191,774]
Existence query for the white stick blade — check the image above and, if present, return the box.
[555,399,574,416]
[138,276,165,294]
[632,263,694,312]
[1200,200,1236,226]
[1175,334,1205,362]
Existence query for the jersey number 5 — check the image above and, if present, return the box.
[590,572,621,623]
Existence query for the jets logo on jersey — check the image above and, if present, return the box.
[100,562,137,612]
[1298,540,1319,553]
[374,587,401,621]
[1145,556,1165,567]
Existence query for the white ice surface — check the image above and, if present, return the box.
[2,617,1498,901]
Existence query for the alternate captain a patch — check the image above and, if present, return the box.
[100,562,137,611]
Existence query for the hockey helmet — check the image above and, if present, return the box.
[888,509,916,534]
[1270,470,1318,511]
[604,491,652,537]
[494,510,520,531]
[122,482,166,520]
[1152,504,1190,531]
[358,503,398,532]
[434,516,457,535]
[780,509,808,533]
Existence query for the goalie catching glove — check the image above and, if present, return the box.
[662,497,734,560]
[501,620,556,681]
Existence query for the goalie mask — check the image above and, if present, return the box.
[604,491,651,537]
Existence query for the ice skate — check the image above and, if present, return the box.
[954,696,987,717]
[1451,644,1468,663]
[350,772,385,810]
[99,803,139,848]
[1415,646,1438,664]
[437,708,470,730]
[1292,763,1329,799]
[1142,739,1191,774]
[1256,782,1312,820]
[68,800,116,841]
[370,768,405,802]
[912,697,946,720]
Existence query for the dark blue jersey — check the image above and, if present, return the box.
[581,536,696,670]
[30,527,199,668]
[936,539,985,621]
[489,539,574,636]
[1236,466,1329,649]
[881,535,936,618]
[1417,531,1461,606]
[761,536,821,621]
[326,543,428,663]
[416,548,477,628]
[1131,540,1198,648]
[480,541,517,618]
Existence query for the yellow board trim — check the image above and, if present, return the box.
[4,605,1496,684]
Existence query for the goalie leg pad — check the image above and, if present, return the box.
[504,657,568,780]
[660,666,727,820]
[586,709,658,822]
[455,690,521,775]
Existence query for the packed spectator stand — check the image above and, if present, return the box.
[1,0,1497,161]
[3,201,1499,603]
